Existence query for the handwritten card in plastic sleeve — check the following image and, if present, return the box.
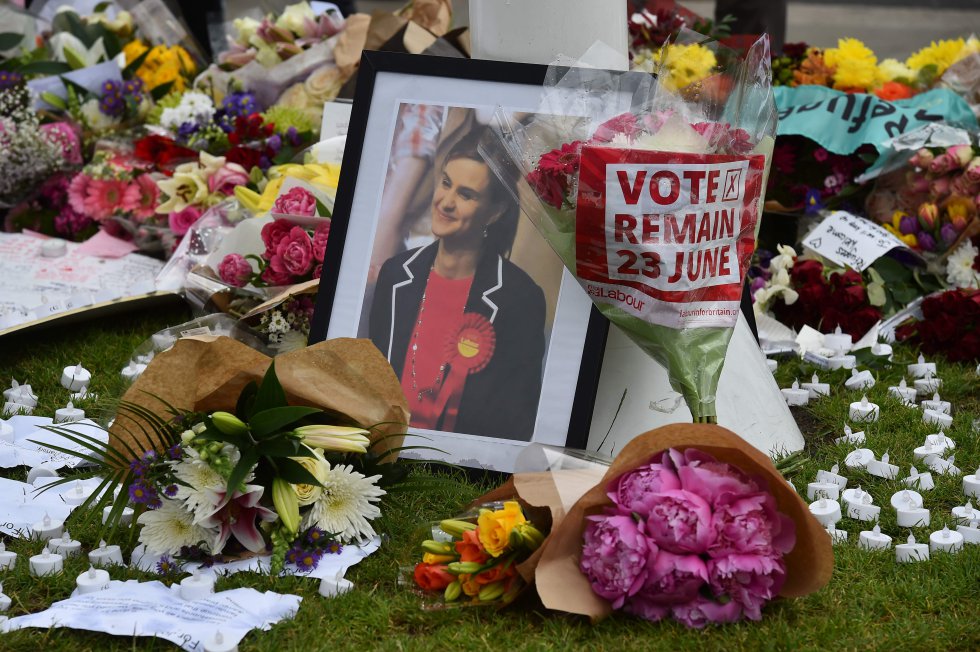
[802,210,910,271]
[575,147,765,329]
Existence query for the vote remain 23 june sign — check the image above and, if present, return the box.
[575,147,766,329]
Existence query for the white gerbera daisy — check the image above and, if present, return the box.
[303,463,385,543]
[137,499,214,554]
[946,240,979,289]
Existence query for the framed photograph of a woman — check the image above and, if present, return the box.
[310,52,609,471]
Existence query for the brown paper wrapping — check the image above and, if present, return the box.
[396,0,453,37]
[110,336,409,461]
[480,424,833,621]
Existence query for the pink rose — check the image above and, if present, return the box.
[312,220,330,262]
[261,265,293,286]
[218,253,253,287]
[608,462,681,515]
[641,489,714,555]
[579,513,651,609]
[707,554,786,622]
[964,156,980,183]
[168,205,202,236]
[269,226,314,277]
[670,448,760,506]
[272,186,317,217]
[312,263,322,279]
[634,551,707,606]
[709,492,795,558]
[261,219,293,256]
[909,148,934,169]
[670,595,743,629]
[209,163,249,195]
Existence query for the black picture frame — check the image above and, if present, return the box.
[310,50,608,470]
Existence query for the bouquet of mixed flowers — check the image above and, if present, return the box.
[218,2,344,71]
[895,288,980,363]
[766,137,875,213]
[491,33,776,422]
[123,39,197,93]
[218,216,330,287]
[945,236,980,289]
[41,337,413,572]
[410,501,544,607]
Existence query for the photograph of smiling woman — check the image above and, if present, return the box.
[368,112,549,440]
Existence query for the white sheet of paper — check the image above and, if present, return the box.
[801,211,909,272]
[0,416,107,469]
[319,99,353,139]
[0,475,103,537]
[1,580,301,651]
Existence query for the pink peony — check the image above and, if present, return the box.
[580,513,651,608]
[312,263,322,279]
[608,462,681,515]
[123,174,161,221]
[641,489,714,555]
[634,551,707,606]
[41,122,82,165]
[709,492,796,558]
[707,554,786,621]
[269,226,314,277]
[623,596,670,623]
[168,205,202,236]
[261,219,294,256]
[670,448,760,506]
[218,253,253,287]
[261,264,294,286]
[209,163,249,195]
[312,220,330,262]
[272,186,317,216]
[670,595,743,629]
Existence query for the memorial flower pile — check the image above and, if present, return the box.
[218,216,331,287]
[218,2,345,71]
[580,447,795,627]
[411,501,544,606]
[894,288,980,363]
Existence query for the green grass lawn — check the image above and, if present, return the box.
[1,307,979,651]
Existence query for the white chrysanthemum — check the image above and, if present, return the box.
[172,454,225,520]
[137,499,215,554]
[946,240,979,289]
[302,463,385,543]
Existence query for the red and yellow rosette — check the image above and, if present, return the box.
[439,313,496,430]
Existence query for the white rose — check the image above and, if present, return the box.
[275,2,316,37]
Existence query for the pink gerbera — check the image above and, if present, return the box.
[67,174,92,215]
[85,178,129,221]
[122,174,161,221]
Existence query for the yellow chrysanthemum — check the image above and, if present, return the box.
[877,58,915,83]
[824,38,878,91]
[125,42,197,91]
[906,38,966,76]
[652,43,717,92]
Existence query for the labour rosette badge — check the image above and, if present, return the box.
[438,313,496,430]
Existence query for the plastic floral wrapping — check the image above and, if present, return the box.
[473,424,833,626]
[487,33,777,422]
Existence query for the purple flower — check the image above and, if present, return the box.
[166,444,182,461]
[580,513,651,608]
[0,70,23,90]
[641,489,714,554]
[918,232,937,251]
[671,595,743,629]
[128,481,159,506]
[803,188,824,214]
[267,134,282,152]
[294,548,323,572]
[306,527,327,546]
[164,484,179,498]
[707,554,786,621]
[709,492,796,558]
[177,122,200,141]
[940,223,958,246]
[286,126,301,146]
[608,461,680,515]
[635,550,707,606]
[128,458,147,477]
[220,92,258,119]
[156,555,178,575]
[899,214,920,235]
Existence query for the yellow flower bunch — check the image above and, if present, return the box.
[124,40,197,91]
[235,163,341,214]
[824,38,878,91]
[652,43,717,92]
[906,37,979,77]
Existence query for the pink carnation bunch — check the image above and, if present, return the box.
[580,448,796,628]
[217,217,331,288]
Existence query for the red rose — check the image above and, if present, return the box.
[791,260,824,285]
[226,146,263,172]
[526,169,566,210]
[413,563,454,591]
[133,135,196,167]
[269,226,314,277]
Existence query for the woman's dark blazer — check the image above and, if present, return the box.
[369,241,546,440]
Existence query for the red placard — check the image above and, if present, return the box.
[575,146,765,328]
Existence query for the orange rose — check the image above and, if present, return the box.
[459,573,481,597]
[477,501,527,557]
[475,564,516,585]
[455,528,489,563]
[413,563,453,591]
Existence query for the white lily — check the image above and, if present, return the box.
[49,33,108,69]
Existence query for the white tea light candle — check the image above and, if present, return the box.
[203,630,239,652]
[0,583,9,612]
[29,547,63,576]
[859,524,892,550]
[952,501,978,523]
[908,354,936,378]
[929,455,960,476]
[0,541,16,570]
[867,452,899,480]
[921,393,951,415]
[32,513,63,541]
[53,401,84,424]
[847,495,881,522]
[807,482,841,501]
[179,571,215,601]
[120,361,147,384]
[60,363,91,392]
[835,424,865,445]
[61,481,87,506]
[823,326,853,354]
[890,490,924,511]
[896,533,930,563]
[75,566,111,595]
[963,468,980,499]
[816,464,848,490]
[844,448,874,469]
[88,540,124,567]
[808,498,842,527]
[929,526,964,554]
[845,368,875,391]
[801,373,830,399]
[923,408,953,429]
[827,354,857,370]
[903,466,935,491]
[849,395,879,423]
[49,530,81,558]
[825,524,848,544]
[103,506,134,526]
[871,342,893,360]
[888,378,917,406]
[896,505,931,528]
[957,521,980,545]
[914,373,941,396]
[781,379,810,406]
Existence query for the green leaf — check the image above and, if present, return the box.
[250,406,322,438]
[314,198,332,218]
[40,91,68,110]
[94,1,112,12]
[257,437,307,458]
[274,457,322,487]
[122,48,150,78]
[235,380,258,420]
[150,80,175,101]
[251,362,287,417]
[228,449,259,494]
[15,61,73,76]
[0,33,23,50]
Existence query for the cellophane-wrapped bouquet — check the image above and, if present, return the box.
[489,33,777,422]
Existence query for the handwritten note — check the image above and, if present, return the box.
[0,416,108,469]
[802,211,909,271]
[2,580,301,651]
[0,475,103,538]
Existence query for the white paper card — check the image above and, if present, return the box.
[1,580,301,651]
[320,99,353,139]
[802,210,909,271]
[0,416,107,469]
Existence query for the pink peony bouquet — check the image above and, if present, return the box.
[272,186,318,217]
[580,447,795,628]
[218,217,330,287]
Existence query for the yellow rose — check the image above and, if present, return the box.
[291,447,329,506]
[477,501,527,558]
[304,65,344,103]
